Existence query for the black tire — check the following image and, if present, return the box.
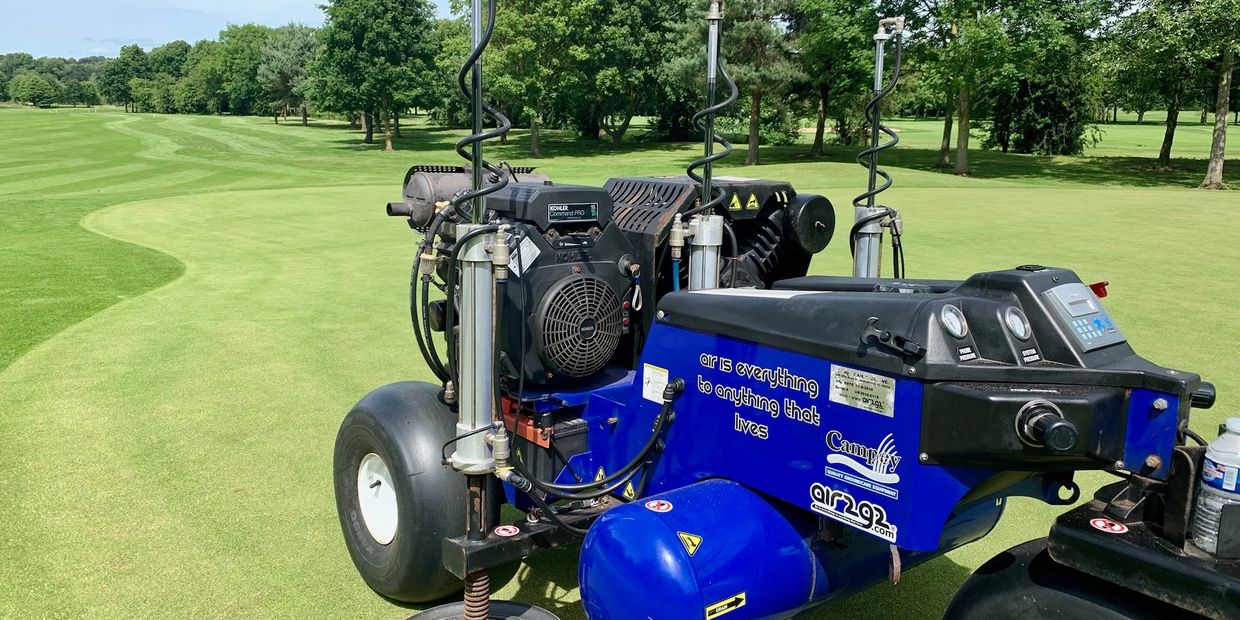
[945,538,1204,620]
[408,600,561,620]
[334,381,499,603]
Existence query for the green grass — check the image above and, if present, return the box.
[0,105,1237,619]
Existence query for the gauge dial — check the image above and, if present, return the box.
[1005,307,1032,340]
[941,304,968,339]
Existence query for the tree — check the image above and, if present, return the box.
[978,1,1105,156]
[1197,0,1239,189]
[9,72,57,107]
[0,53,37,82]
[489,0,583,157]
[219,24,274,115]
[148,40,193,78]
[96,45,149,111]
[258,24,319,125]
[310,0,441,150]
[183,40,229,113]
[583,0,682,149]
[1110,0,1204,168]
[788,0,873,156]
[724,0,802,166]
[60,80,99,107]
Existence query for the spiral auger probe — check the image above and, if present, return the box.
[685,0,739,218]
[850,17,906,279]
[852,19,904,213]
[451,0,513,222]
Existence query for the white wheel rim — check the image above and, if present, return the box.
[357,453,399,545]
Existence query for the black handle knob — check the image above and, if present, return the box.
[1192,382,1216,410]
[1020,403,1078,454]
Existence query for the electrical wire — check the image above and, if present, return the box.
[722,221,738,287]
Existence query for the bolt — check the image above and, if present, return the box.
[1114,460,1126,470]
[657,310,666,321]
[607,416,619,426]
[907,367,917,375]
[1144,455,1162,470]
[369,479,382,489]
[919,453,929,463]
[1152,398,1169,412]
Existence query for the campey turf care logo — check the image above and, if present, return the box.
[824,431,901,498]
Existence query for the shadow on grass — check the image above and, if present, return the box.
[318,119,1230,189]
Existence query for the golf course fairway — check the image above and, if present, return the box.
[0,106,1236,618]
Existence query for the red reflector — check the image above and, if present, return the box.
[1089,281,1110,298]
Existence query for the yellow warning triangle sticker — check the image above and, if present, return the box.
[729,193,743,210]
[594,467,606,482]
[677,531,702,556]
[745,193,759,210]
[622,481,636,500]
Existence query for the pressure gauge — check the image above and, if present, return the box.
[1005,307,1032,341]
[940,304,969,339]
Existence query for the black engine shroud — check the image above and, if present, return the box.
[478,176,835,387]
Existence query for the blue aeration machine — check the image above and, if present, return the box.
[332,2,1237,619]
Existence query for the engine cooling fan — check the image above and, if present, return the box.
[535,275,623,378]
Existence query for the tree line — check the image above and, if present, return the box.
[2,0,1235,186]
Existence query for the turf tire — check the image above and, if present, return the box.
[334,381,494,603]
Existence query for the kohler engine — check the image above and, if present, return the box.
[392,167,836,389]
[485,182,639,387]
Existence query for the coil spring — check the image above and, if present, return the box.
[463,570,491,620]
[451,0,513,220]
[852,35,904,211]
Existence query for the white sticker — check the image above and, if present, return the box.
[642,364,669,403]
[511,236,541,278]
[829,366,896,417]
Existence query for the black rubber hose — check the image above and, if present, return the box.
[848,207,896,257]
[409,209,453,381]
[506,473,591,536]
[410,245,449,382]
[852,34,904,212]
[513,456,642,502]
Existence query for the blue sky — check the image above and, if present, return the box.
[1,0,453,58]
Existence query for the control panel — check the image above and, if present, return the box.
[1044,282,1125,351]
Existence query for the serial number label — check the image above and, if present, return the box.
[829,365,896,417]
[547,202,598,222]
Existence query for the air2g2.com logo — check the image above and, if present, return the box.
[809,482,898,542]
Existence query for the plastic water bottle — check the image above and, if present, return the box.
[1193,418,1240,555]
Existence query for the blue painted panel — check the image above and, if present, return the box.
[1123,390,1179,480]
[609,323,998,551]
